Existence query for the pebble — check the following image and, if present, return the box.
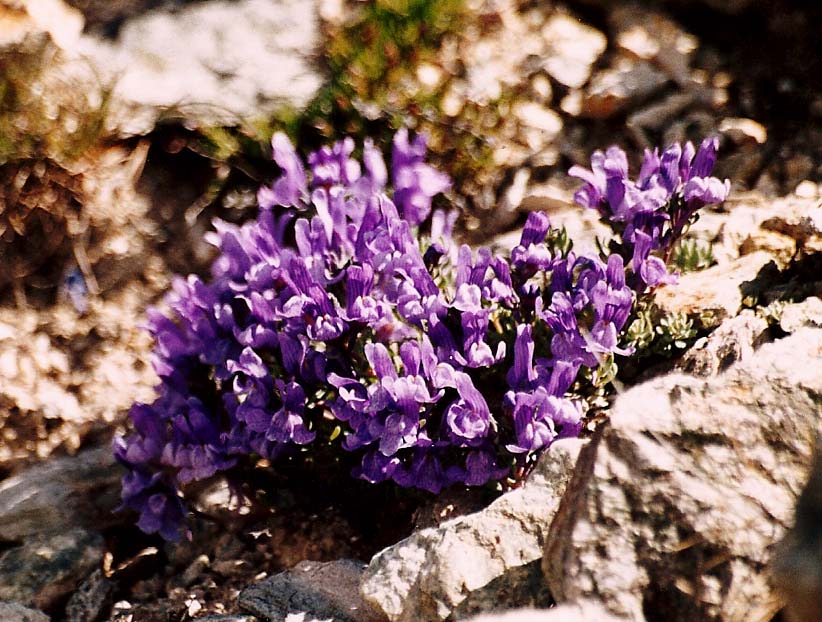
[719,117,768,145]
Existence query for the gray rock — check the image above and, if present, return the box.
[196,616,259,622]
[543,328,822,621]
[0,446,123,541]
[464,600,625,622]
[65,569,113,622]
[581,60,668,119]
[361,439,586,622]
[239,559,385,622]
[0,528,104,611]
[0,602,50,622]
[74,0,322,135]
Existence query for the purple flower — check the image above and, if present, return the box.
[504,388,581,454]
[391,128,451,225]
[123,131,712,539]
[309,137,361,187]
[257,132,307,209]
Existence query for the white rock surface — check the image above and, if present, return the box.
[544,328,822,621]
[76,0,322,135]
[361,439,585,622]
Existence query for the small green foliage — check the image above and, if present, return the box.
[290,0,504,212]
[0,39,110,165]
[671,239,715,273]
[625,300,699,357]
[546,225,573,258]
[655,311,698,352]
[756,299,788,326]
[624,303,656,351]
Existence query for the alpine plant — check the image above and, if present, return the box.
[115,130,729,540]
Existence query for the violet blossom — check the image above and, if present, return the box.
[116,130,717,540]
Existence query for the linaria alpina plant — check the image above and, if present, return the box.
[115,131,729,540]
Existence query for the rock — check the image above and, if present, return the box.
[770,451,822,622]
[677,310,769,377]
[0,0,84,48]
[610,6,698,85]
[0,446,123,541]
[719,117,768,146]
[760,199,822,251]
[196,616,260,622]
[65,569,113,622]
[581,59,668,119]
[0,602,50,622]
[653,250,775,327]
[361,439,586,622]
[513,101,563,151]
[65,0,322,135]
[778,297,822,333]
[544,328,822,621]
[0,528,104,610]
[717,195,822,263]
[464,600,625,622]
[239,559,385,622]
[541,14,607,89]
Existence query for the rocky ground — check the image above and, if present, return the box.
[0,0,820,621]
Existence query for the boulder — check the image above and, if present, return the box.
[543,328,822,621]
[361,439,585,622]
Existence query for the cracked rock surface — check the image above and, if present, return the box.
[361,439,585,622]
[543,327,822,622]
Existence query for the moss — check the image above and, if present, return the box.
[0,37,111,166]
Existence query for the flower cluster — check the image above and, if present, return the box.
[570,137,730,291]
[115,131,726,540]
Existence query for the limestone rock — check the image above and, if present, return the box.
[609,6,698,85]
[653,250,775,326]
[0,446,123,541]
[712,194,822,265]
[543,328,822,621]
[0,0,84,48]
[677,310,769,377]
[0,528,104,610]
[239,559,385,622]
[541,14,606,89]
[361,439,586,622]
[73,0,322,136]
[0,602,50,622]
[778,297,822,333]
[581,59,668,119]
